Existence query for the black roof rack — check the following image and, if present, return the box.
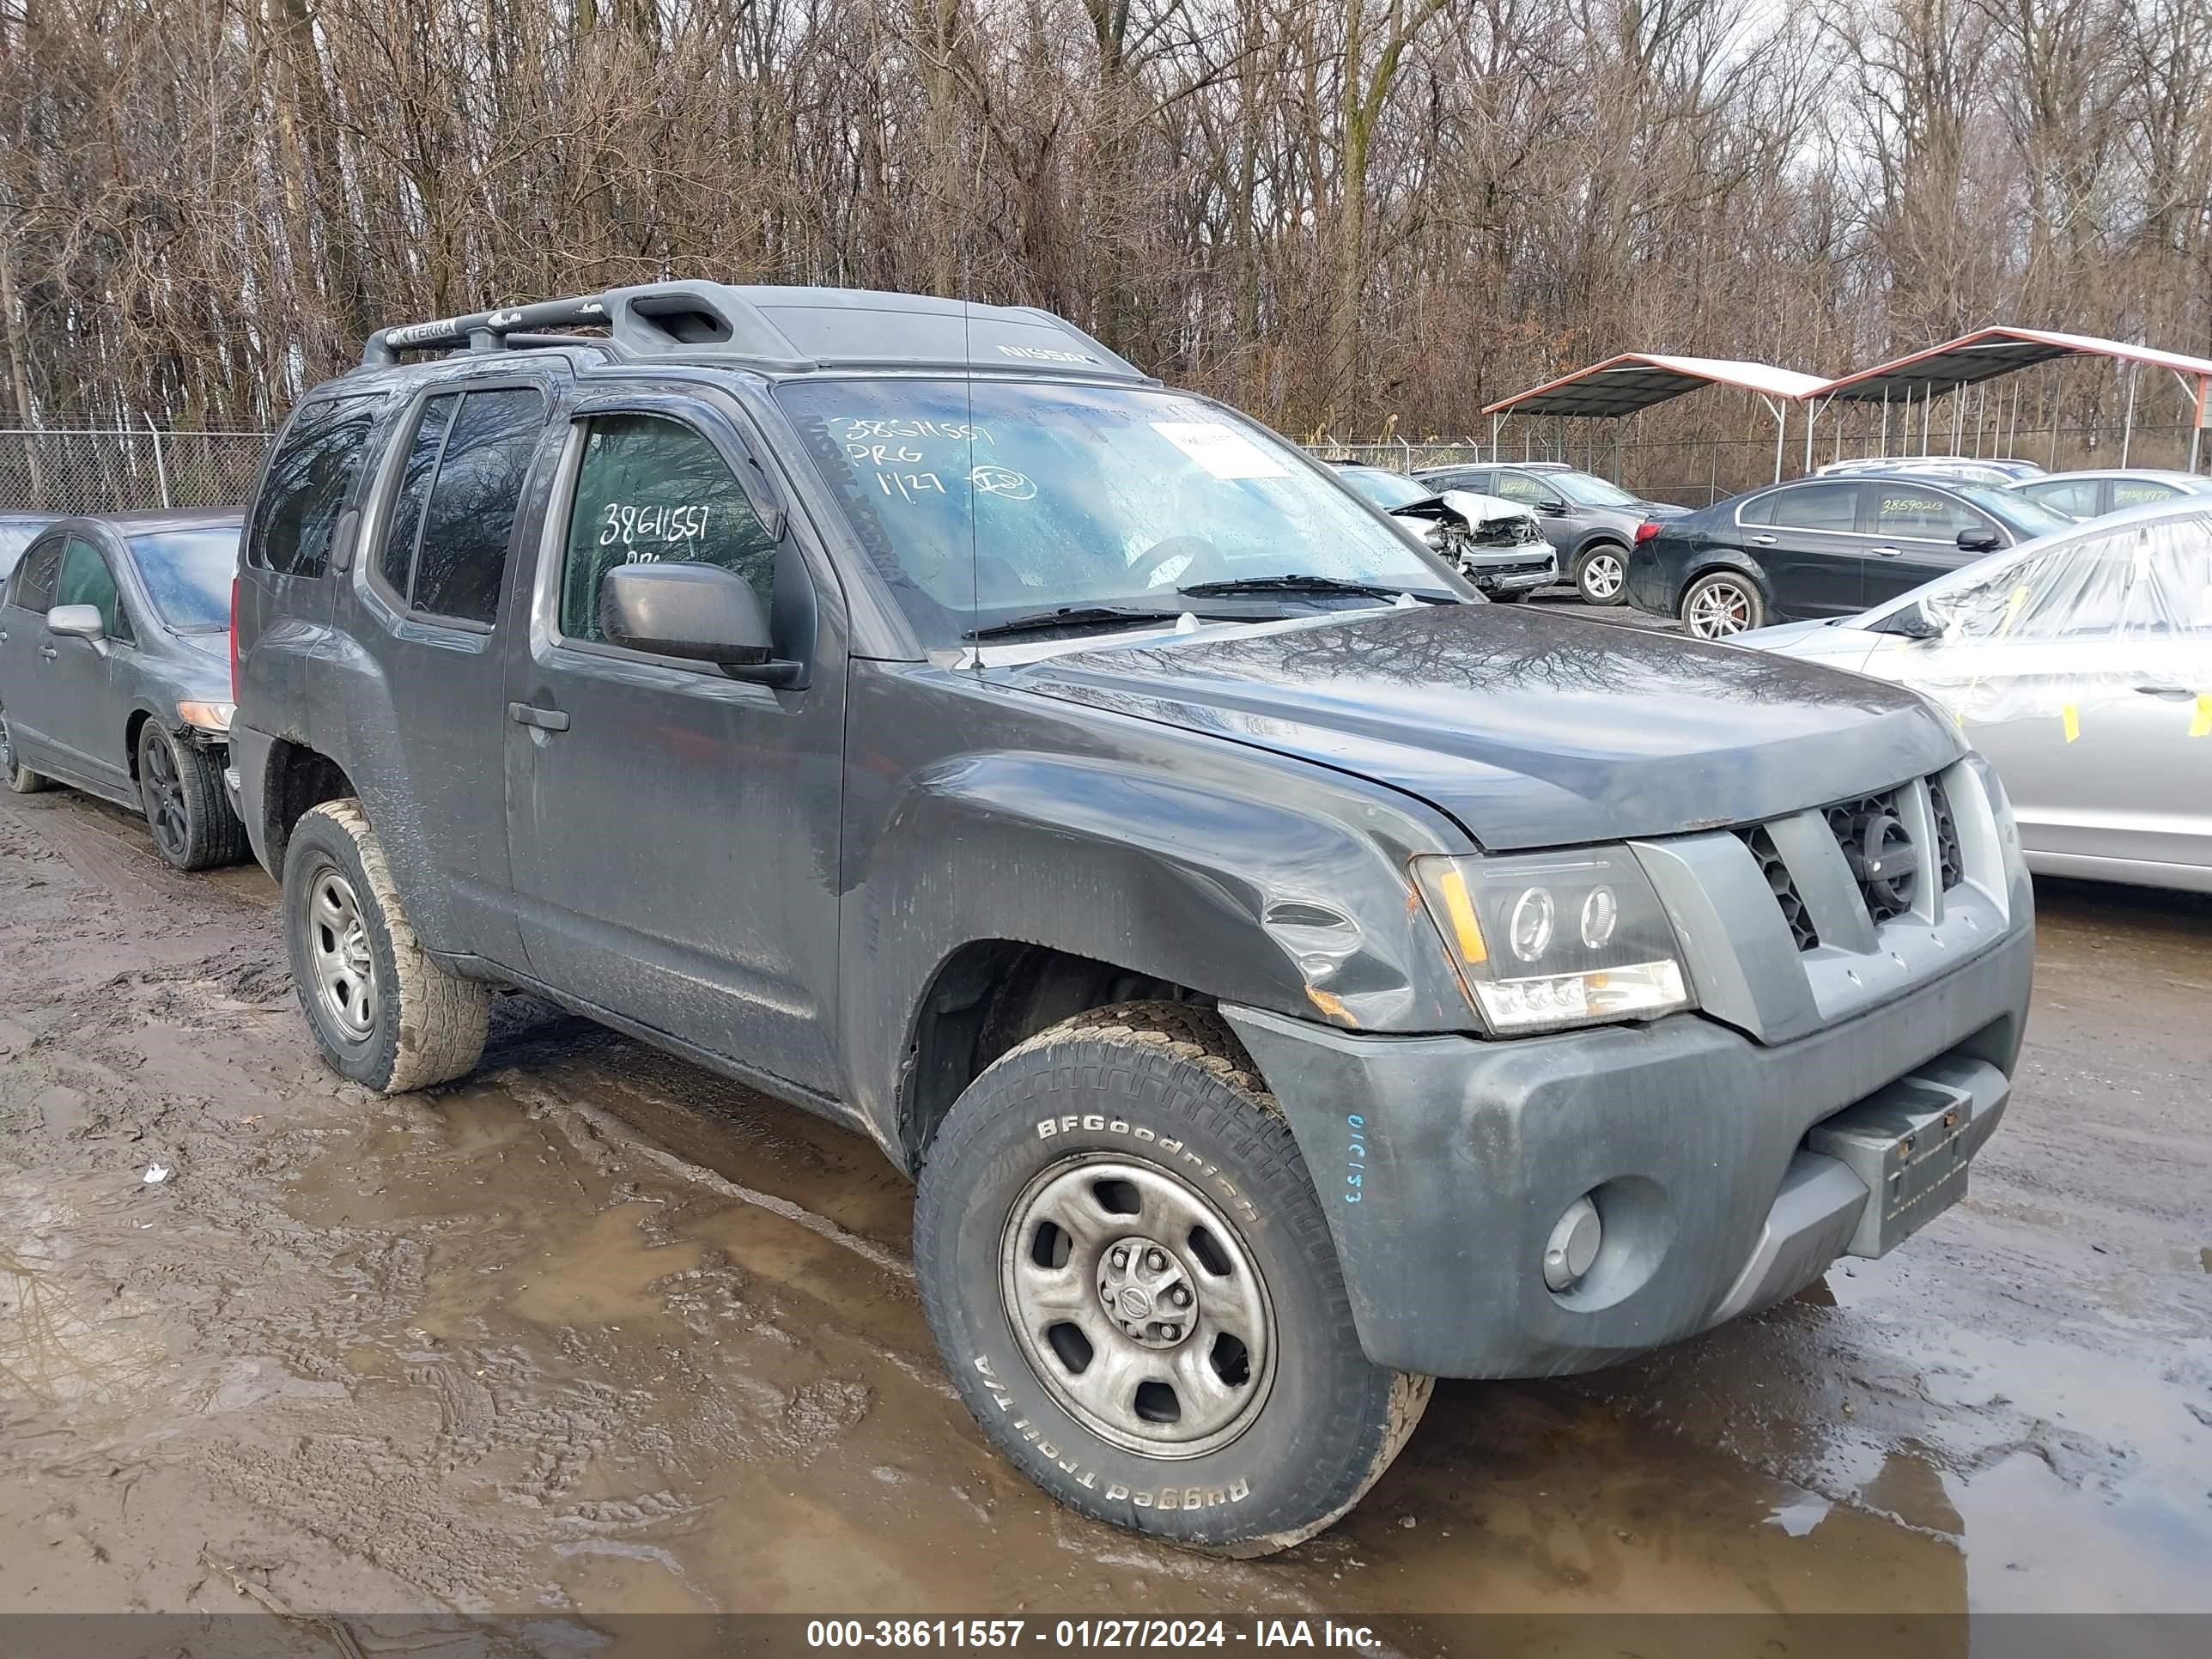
[359,282,1154,383]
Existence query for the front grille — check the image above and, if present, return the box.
[1826,790,1916,925]
[1739,773,1971,951]
[1738,823,1820,950]
[1929,778,1964,890]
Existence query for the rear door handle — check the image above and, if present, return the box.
[2135,685,2194,700]
[1872,546,1902,557]
[39,645,57,660]
[1751,534,1778,545]
[507,701,569,732]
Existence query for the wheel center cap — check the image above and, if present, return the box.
[1098,1234,1194,1350]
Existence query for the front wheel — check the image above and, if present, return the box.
[137,722,248,871]
[1680,570,1766,638]
[914,1002,1431,1555]
[1574,544,1629,605]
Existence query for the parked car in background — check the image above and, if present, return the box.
[228,281,2032,1555]
[1629,471,2075,638]
[1333,464,1556,599]
[1413,459,1683,607]
[1817,456,2047,487]
[0,509,250,869]
[0,511,58,582]
[2008,468,2212,521]
[1742,499,2211,893]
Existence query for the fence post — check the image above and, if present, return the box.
[145,414,172,509]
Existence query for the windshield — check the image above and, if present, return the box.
[1957,485,2071,539]
[1548,471,1640,508]
[1336,467,1432,512]
[775,379,1454,647]
[127,526,240,630]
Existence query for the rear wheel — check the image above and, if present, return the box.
[0,708,49,793]
[914,1001,1431,1555]
[1575,544,1629,605]
[137,722,247,870]
[1680,571,1765,639]
[283,799,489,1092]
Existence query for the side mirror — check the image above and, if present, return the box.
[1540,498,1569,514]
[1956,527,2002,554]
[46,604,106,643]
[1875,603,1943,641]
[599,562,799,686]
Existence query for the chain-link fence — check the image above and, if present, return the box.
[0,428,272,516]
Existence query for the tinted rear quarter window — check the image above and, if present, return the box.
[410,387,546,624]
[250,396,381,577]
[380,393,459,599]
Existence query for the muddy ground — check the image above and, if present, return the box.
[2,777,2207,1638]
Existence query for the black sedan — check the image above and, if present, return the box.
[0,509,250,869]
[1626,472,2072,638]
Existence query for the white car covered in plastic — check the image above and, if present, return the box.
[1741,499,2212,892]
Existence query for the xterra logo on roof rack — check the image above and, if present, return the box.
[995,344,1097,364]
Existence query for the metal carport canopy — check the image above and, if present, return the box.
[1815,325,2212,402]
[1481,353,1830,418]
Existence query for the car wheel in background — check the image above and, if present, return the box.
[1574,544,1629,605]
[137,722,248,871]
[283,798,490,1092]
[1,707,49,793]
[1680,571,1765,639]
[914,1000,1431,1555]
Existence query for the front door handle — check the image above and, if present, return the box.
[1751,534,1778,545]
[507,701,569,732]
[2135,685,2195,700]
[1872,546,1902,557]
[39,645,57,660]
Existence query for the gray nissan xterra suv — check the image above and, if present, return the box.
[228,283,2033,1554]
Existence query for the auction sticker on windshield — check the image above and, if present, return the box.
[1150,421,1290,481]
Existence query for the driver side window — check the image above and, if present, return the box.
[56,538,134,644]
[559,414,781,646]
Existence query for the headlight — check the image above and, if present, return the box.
[1411,848,1695,1034]
[177,700,234,732]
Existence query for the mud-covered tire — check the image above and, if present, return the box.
[137,722,248,871]
[0,707,49,793]
[283,799,489,1092]
[914,1000,1431,1555]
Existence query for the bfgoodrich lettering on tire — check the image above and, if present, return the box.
[283,799,489,1093]
[913,1001,1431,1554]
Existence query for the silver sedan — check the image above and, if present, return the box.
[1741,499,2211,892]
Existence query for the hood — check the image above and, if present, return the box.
[1439,489,1533,526]
[1005,605,1962,849]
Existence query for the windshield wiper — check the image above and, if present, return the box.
[963,605,1194,642]
[1177,574,1447,603]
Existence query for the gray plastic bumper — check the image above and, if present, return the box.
[1224,921,2032,1379]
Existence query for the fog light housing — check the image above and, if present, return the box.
[1543,1194,1602,1291]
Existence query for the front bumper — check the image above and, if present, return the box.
[1224,918,2032,1379]
[1462,550,1557,595]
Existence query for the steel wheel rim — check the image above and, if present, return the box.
[143,732,189,858]
[1686,580,1753,638]
[1582,551,1624,600]
[306,864,379,1041]
[1000,1153,1276,1459]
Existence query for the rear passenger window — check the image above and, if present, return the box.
[2027,478,2100,517]
[2111,479,2179,509]
[9,535,64,611]
[250,397,380,577]
[408,387,545,625]
[379,393,459,599]
[558,414,781,646]
[1771,482,1861,532]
